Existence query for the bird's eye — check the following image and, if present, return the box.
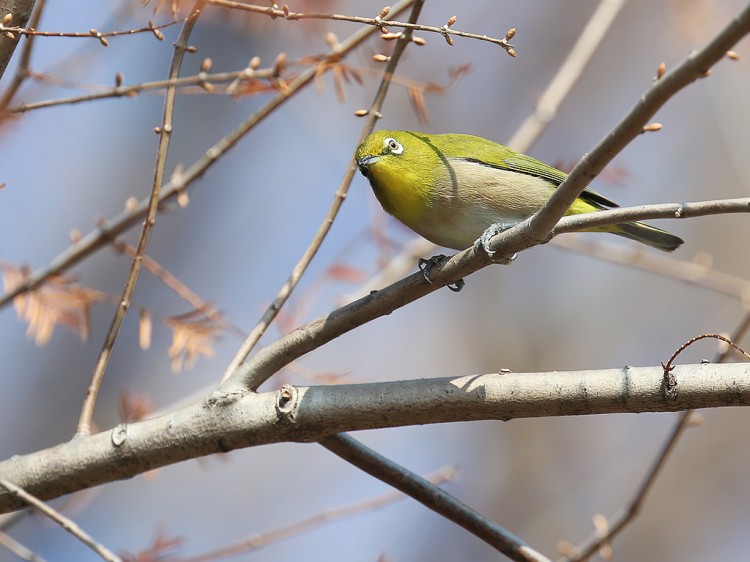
[383,137,403,155]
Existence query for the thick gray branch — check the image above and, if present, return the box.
[1,362,748,513]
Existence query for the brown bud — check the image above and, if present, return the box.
[507,47,517,57]
[115,72,123,87]
[699,69,712,78]
[177,191,190,207]
[412,36,426,46]
[98,36,109,47]
[282,4,289,17]
[200,58,213,73]
[726,50,740,61]
[69,229,82,243]
[325,32,338,49]
[125,197,139,212]
[250,56,261,69]
[446,15,457,27]
[655,62,666,79]
[2,13,12,25]
[378,6,391,19]
[505,27,516,40]
[642,122,662,133]
[274,52,287,74]
[372,54,390,62]
[444,34,454,46]
[354,109,369,117]
[380,32,402,41]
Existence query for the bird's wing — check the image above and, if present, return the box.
[501,152,620,209]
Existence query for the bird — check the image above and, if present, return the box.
[355,130,684,256]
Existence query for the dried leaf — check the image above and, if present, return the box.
[165,310,222,372]
[139,309,153,350]
[1,263,102,345]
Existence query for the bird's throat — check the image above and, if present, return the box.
[369,167,431,228]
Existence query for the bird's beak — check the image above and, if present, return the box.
[357,155,380,177]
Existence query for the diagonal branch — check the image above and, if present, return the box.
[0,480,121,562]
[321,434,551,562]
[224,196,750,392]
[492,4,750,257]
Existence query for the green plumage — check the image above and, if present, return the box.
[356,130,683,252]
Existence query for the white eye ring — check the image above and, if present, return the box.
[384,137,403,155]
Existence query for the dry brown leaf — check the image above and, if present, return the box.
[165,310,222,372]
[1,263,103,345]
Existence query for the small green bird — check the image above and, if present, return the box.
[356,130,684,254]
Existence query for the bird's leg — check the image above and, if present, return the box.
[418,255,465,292]
[475,222,519,264]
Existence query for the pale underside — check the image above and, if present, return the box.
[407,159,560,250]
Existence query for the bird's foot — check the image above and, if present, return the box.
[418,255,465,293]
[474,222,519,264]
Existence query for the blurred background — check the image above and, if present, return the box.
[1,0,749,560]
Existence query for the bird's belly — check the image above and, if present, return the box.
[416,163,556,250]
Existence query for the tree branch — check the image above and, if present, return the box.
[0,0,35,80]
[1,362,748,514]
[321,434,551,562]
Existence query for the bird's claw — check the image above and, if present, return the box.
[474,223,519,264]
[418,255,465,293]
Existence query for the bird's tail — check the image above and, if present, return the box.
[613,221,684,252]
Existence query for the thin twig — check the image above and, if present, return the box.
[320,434,551,562]
[76,2,205,436]
[180,466,456,562]
[208,0,516,55]
[0,480,121,562]
[0,529,46,562]
[553,236,750,302]
[0,17,184,39]
[219,0,420,382]
[7,66,277,113]
[553,198,749,234]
